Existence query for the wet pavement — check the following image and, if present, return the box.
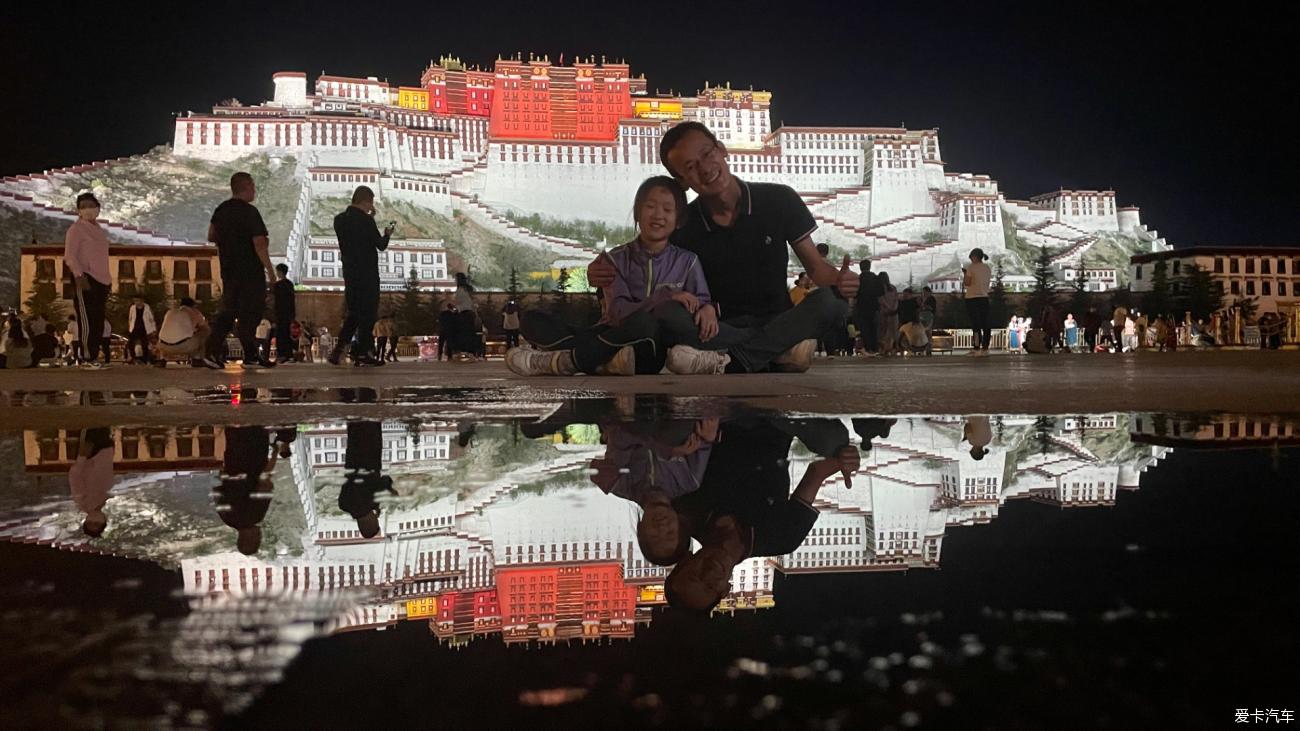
[0,397,1296,728]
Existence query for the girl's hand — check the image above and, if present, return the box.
[671,291,700,313]
[695,304,719,341]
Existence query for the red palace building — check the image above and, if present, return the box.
[421,53,647,142]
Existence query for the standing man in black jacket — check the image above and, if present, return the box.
[273,263,296,363]
[329,186,394,367]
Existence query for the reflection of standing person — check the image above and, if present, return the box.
[857,260,883,355]
[330,186,393,367]
[71,427,116,537]
[64,192,112,370]
[203,172,278,370]
[215,426,275,556]
[963,415,992,460]
[337,421,395,539]
[1064,313,1079,350]
[1111,305,1128,352]
[875,273,899,356]
[963,248,992,355]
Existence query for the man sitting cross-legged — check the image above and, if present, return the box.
[588,121,859,374]
[510,176,723,376]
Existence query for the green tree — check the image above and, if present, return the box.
[23,271,67,323]
[507,266,522,301]
[397,268,422,334]
[1069,259,1090,319]
[554,267,571,302]
[1027,245,1058,316]
[1142,259,1171,317]
[989,257,1009,325]
[1175,263,1223,321]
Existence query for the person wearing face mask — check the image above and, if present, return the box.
[329,185,394,367]
[64,192,112,370]
[511,175,722,376]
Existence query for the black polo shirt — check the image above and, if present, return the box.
[210,198,269,281]
[672,179,817,320]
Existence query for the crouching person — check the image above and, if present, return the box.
[156,297,211,367]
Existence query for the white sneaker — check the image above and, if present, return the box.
[667,345,730,375]
[505,347,577,376]
[772,339,817,373]
[80,361,110,370]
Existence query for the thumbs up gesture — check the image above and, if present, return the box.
[836,255,860,300]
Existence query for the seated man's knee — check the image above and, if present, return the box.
[805,287,849,322]
[651,300,696,329]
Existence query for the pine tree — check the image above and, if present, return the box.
[989,258,1009,324]
[1142,259,1172,317]
[507,266,521,301]
[554,267,571,302]
[1176,263,1223,321]
[1069,258,1090,319]
[23,271,68,322]
[398,267,432,335]
[1027,245,1058,316]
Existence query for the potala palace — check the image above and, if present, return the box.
[1,52,1169,294]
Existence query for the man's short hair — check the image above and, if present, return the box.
[816,243,830,257]
[230,172,254,194]
[180,297,196,307]
[351,185,376,205]
[75,192,99,209]
[275,263,289,274]
[860,259,871,270]
[659,121,719,178]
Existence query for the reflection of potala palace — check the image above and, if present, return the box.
[148,415,1178,645]
[166,53,1167,285]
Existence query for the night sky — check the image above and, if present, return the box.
[2,1,1295,247]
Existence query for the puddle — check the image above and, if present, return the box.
[1,410,1297,728]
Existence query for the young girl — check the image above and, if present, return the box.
[506,176,713,376]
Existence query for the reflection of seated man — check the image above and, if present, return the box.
[337,421,394,539]
[156,297,211,366]
[71,427,116,537]
[215,426,275,555]
[852,417,896,453]
[664,417,859,612]
[590,419,719,565]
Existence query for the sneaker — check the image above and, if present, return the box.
[352,355,385,368]
[80,361,110,370]
[666,345,731,375]
[190,359,207,368]
[200,356,225,370]
[771,338,816,373]
[506,347,577,376]
[593,346,635,376]
[242,357,277,370]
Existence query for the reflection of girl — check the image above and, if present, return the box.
[1064,314,1078,350]
[1008,317,1021,352]
[590,419,718,566]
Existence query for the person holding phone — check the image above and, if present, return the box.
[329,185,394,367]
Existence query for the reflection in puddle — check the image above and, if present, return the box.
[1,411,1297,726]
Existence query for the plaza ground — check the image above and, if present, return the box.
[1,350,1297,428]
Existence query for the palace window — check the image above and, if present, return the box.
[195,261,212,280]
[1262,259,1272,274]
[1262,281,1272,296]
[145,260,163,281]
[173,261,190,281]
[118,260,136,280]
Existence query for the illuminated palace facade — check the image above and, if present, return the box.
[167,53,1166,286]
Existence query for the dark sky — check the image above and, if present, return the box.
[2,1,1295,247]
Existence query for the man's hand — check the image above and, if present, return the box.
[836,256,860,300]
[76,274,89,293]
[587,253,616,289]
[834,445,860,488]
[694,417,720,443]
[671,291,701,313]
[267,269,278,287]
[384,222,397,237]
[695,303,719,342]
